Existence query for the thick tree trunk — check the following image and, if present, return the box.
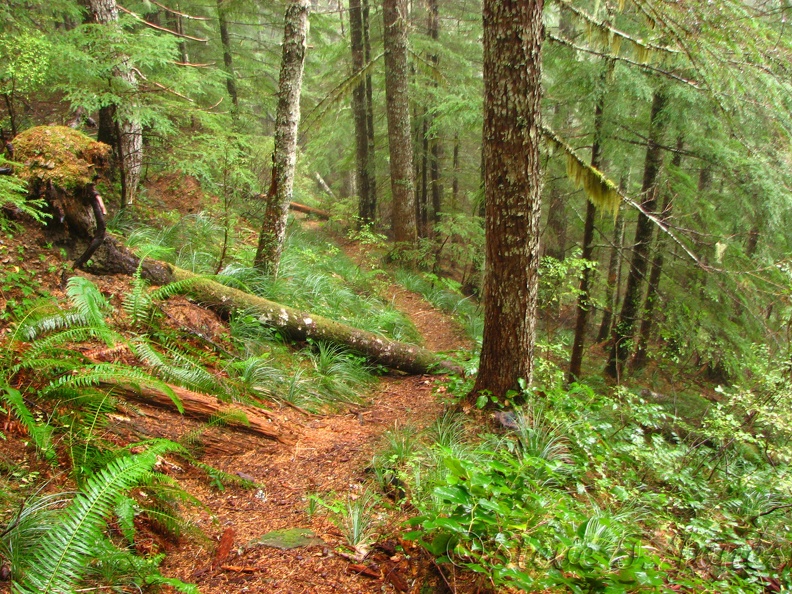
[254,0,310,274]
[596,200,626,343]
[472,0,544,400]
[349,0,375,225]
[451,133,459,210]
[88,0,142,207]
[632,137,683,370]
[383,0,417,245]
[418,116,430,237]
[217,0,239,111]
[568,72,608,382]
[165,267,458,375]
[606,90,668,379]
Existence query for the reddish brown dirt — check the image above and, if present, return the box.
[154,281,476,593]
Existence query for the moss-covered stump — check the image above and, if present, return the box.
[11,126,169,282]
[13,126,110,240]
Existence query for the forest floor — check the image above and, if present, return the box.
[0,214,492,593]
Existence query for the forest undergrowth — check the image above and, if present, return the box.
[0,205,790,594]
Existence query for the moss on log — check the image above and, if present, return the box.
[167,266,458,376]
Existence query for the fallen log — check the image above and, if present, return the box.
[289,201,331,220]
[104,381,297,444]
[165,266,459,376]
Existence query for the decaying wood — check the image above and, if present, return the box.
[165,266,460,375]
[289,201,331,219]
[104,381,297,444]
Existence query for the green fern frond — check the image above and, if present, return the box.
[122,265,153,328]
[146,575,200,594]
[42,364,183,414]
[19,453,160,594]
[148,278,200,302]
[65,277,111,330]
[113,496,137,544]
[1,386,54,461]
[17,312,89,341]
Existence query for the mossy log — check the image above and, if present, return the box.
[166,266,459,376]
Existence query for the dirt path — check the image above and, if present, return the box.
[156,280,472,593]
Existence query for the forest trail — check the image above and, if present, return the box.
[158,263,474,593]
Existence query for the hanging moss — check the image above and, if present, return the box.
[12,126,110,192]
[542,125,620,217]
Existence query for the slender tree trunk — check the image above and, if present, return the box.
[544,181,566,261]
[349,0,374,225]
[596,199,626,343]
[418,116,430,237]
[254,0,310,274]
[632,137,683,370]
[606,90,668,379]
[88,0,143,207]
[383,0,417,244]
[472,0,544,400]
[428,0,442,226]
[451,132,459,210]
[362,0,376,216]
[217,0,239,111]
[568,68,608,382]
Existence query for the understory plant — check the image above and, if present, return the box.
[393,365,792,592]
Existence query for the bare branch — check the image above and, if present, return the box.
[117,5,209,42]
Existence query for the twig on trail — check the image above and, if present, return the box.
[432,558,456,593]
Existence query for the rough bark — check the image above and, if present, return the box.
[606,90,668,379]
[472,0,544,399]
[418,115,430,237]
[451,133,460,210]
[254,0,310,274]
[383,0,417,245]
[88,0,143,207]
[349,0,375,225]
[596,200,626,343]
[568,74,607,382]
[632,137,683,370]
[165,266,458,375]
[217,0,239,110]
[105,382,296,443]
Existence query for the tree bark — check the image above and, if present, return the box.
[543,181,566,261]
[632,137,683,370]
[383,0,417,245]
[254,0,310,275]
[451,132,459,210]
[88,0,143,207]
[217,0,239,111]
[568,68,608,382]
[428,0,442,226]
[105,382,295,443]
[472,0,544,400]
[596,199,626,343]
[362,0,377,217]
[349,0,375,225]
[164,267,458,375]
[606,90,668,379]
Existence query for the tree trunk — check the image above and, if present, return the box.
[632,137,683,370]
[165,267,458,375]
[88,0,142,207]
[418,115,430,237]
[596,200,626,343]
[606,90,668,379]
[568,68,608,382]
[362,0,377,217]
[428,0,442,226]
[254,0,310,275]
[543,181,566,261]
[217,0,239,110]
[349,0,375,225]
[472,0,544,400]
[451,132,459,210]
[383,0,417,245]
